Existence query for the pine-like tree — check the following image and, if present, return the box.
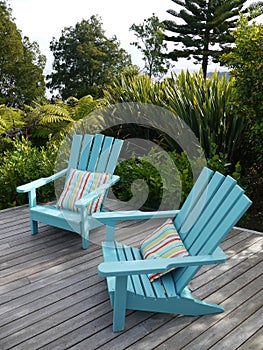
[164,0,263,78]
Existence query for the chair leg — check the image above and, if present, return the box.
[82,235,89,249]
[30,220,38,235]
[113,276,128,332]
[81,210,90,249]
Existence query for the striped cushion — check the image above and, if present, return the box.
[57,169,110,214]
[140,219,189,282]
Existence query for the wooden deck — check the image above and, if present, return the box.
[0,201,262,350]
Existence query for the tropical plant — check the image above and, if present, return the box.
[164,70,243,160]
[47,15,132,100]
[164,0,263,78]
[0,0,46,107]
[25,101,74,140]
[25,95,106,143]
[105,70,243,162]
[105,74,164,105]
[130,14,172,79]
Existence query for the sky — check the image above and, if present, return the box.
[9,0,263,77]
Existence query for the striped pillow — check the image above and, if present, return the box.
[57,169,110,214]
[140,219,189,282]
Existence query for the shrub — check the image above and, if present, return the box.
[113,146,241,211]
[222,15,263,175]
[0,137,59,209]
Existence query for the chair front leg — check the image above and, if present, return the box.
[105,221,116,242]
[29,189,38,235]
[81,208,89,249]
[30,219,38,235]
[113,275,128,332]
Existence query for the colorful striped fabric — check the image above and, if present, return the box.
[140,219,189,282]
[57,169,110,214]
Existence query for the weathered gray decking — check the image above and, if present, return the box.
[0,201,262,350]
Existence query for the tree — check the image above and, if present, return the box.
[0,0,46,107]
[47,15,132,100]
[222,14,263,174]
[130,14,172,79]
[164,0,263,78]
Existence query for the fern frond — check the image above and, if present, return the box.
[38,114,74,125]
[41,104,71,117]
[0,118,7,128]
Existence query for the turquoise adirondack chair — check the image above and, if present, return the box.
[17,134,123,249]
[93,167,252,331]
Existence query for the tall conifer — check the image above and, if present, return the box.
[164,0,263,77]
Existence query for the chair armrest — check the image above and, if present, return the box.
[16,169,67,193]
[98,246,226,277]
[93,209,179,222]
[75,175,120,208]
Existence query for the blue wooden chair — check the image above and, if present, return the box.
[17,134,123,249]
[93,167,252,331]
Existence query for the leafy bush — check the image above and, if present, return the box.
[222,15,263,175]
[0,137,59,209]
[113,146,241,210]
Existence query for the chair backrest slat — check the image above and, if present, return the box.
[66,133,123,176]
[87,134,104,172]
[188,183,243,255]
[78,134,94,170]
[105,139,123,174]
[175,193,251,295]
[174,167,213,239]
[67,134,83,174]
[172,168,252,295]
[95,136,114,173]
[182,173,236,250]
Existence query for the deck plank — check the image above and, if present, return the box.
[237,328,263,350]
[0,203,262,350]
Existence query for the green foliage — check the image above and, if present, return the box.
[222,14,263,174]
[0,114,7,133]
[105,70,243,162]
[47,15,132,100]
[0,1,46,107]
[0,137,14,157]
[26,101,74,141]
[25,95,106,144]
[130,13,171,79]
[71,95,106,121]
[0,137,59,209]
[113,152,187,210]
[0,104,25,134]
[164,0,263,78]
[113,146,241,210]
[164,70,243,160]
[105,74,163,104]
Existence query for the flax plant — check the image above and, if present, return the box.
[164,70,244,159]
[105,70,244,161]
